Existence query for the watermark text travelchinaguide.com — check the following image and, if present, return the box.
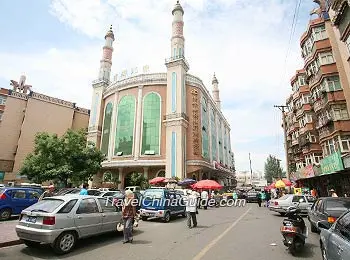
[105,197,246,207]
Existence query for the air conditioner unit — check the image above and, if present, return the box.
[116,152,123,156]
[145,150,155,155]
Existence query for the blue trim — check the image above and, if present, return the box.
[172,72,177,112]
[179,47,182,56]
[171,132,176,178]
[173,48,177,58]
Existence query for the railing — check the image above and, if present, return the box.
[296,109,303,118]
[313,98,324,113]
[316,117,332,129]
[292,139,299,146]
[165,55,190,69]
[163,112,189,121]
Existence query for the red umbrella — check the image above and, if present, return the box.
[269,183,276,189]
[192,180,222,190]
[282,179,292,186]
[149,177,166,184]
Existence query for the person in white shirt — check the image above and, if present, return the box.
[330,189,338,197]
[185,191,198,228]
[201,190,208,210]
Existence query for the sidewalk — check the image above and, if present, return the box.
[0,219,23,248]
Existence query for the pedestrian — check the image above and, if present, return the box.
[201,189,208,210]
[122,190,136,243]
[257,192,262,207]
[39,184,55,201]
[79,184,88,195]
[185,190,197,228]
[330,189,338,197]
[265,191,271,207]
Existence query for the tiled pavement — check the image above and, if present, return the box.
[0,219,22,248]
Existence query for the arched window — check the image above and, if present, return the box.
[210,109,217,161]
[141,93,161,155]
[101,102,113,155]
[114,95,136,155]
[157,170,165,177]
[201,96,209,159]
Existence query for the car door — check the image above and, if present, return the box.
[97,198,120,233]
[74,198,102,237]
[26,190,40,208]
[308,199,318,223]
[327,213,350,260]
[11,189,28,214]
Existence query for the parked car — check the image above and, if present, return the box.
[269,194,316,216]
[246,190,259,203]
[125,186,141,192]
[0,187,43,220]
[309,197,350,233]
[16,195,122,254]
[55,188,81,196]
[319,209,350,260]
[140,188,185,222]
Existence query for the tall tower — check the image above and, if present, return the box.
[212,73,221,109]
[164,1,189,179]
[87,26,115,147]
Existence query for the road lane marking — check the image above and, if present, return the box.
[192,207,252,260]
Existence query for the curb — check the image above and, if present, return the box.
[0,239,23,248]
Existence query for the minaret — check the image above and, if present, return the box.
[164,1,189,180]
[99,25,115,81]
[87,26,115,148]
[212,73,221,109]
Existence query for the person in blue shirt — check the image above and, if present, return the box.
[79,184,88,195]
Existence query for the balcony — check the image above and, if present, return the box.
[309,63,338,87]
[316,117,333,129]
[292,139,299,146]
[319,125,334,140]
[293,91,299,101]
[304,39,332,66]
[163,112,189,121]
[165,55,190,70]
[324,91,346,104]
[313,98,324,112]
[296,109,303,118]
[302,143,322,154]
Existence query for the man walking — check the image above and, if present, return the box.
[200,189,208,210]
[185,191,197,228]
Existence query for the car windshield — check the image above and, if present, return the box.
[326,200,350,211]
[25,199,65,213]
[278,195,291,200]
[143,190,163,199]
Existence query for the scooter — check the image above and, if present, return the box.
[280,199,308,255]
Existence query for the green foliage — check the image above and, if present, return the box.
[264,155,285,183]
[128,172,148,189]
[19,129,105,186]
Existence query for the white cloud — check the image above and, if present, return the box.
[0,0,316,172]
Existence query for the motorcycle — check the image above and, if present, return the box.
[280,199,308,255]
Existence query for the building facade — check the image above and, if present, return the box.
[88,1,236,189]
[0,75,89,183]
[283,5,350,196]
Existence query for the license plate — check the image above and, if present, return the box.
[26,216,37,223]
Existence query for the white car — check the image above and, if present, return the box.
[269,194,316,216]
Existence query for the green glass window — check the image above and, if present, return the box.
[101,102,113,155]
[141,93,161,155]
[327,76,342,91]
[201,96,209,159]
[114,95,136,155]
[218,121,223,163]
[211,109,217,161]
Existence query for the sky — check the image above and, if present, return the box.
[0,0,319,173]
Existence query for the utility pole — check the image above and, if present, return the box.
[249,153,253,185]
[274,105,290,180]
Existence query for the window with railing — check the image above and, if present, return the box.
[0,95,6,105]
[313,25,327,41]
[311,86,321,100]
[301,94,310,104]
[299,76,306,86]
[324,138,336,156]
[307,133,317,143]
[318,52,335,65]
[323,76,342,92]
[338,3,350,36]
[332,105,349,120]
[340,136,350,152]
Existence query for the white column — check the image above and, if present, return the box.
[143,167,149,179]
[134,85,143,160]
[208,104,213,162]
[108,92,119,160]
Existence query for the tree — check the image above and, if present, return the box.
[264,155,285,183]
[129,173,149,189]
[19,129,105,186]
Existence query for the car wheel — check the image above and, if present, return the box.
[52,231,77,255]
[321,243,328,260]
[163,212,171,223]
[0,208,11,221]
[310,222,318,233]
[23,240,41,248]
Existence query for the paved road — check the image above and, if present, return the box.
[0,205,322,260]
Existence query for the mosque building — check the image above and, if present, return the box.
[88,1,236,188]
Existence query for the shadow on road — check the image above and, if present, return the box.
[18,230,145,259]
[288,243,319,258]
[131,240,151,244]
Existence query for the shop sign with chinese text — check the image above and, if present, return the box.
[320,151,344,175]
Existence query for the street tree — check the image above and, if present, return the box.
[19,129,105,186]
[129,172,149,189]
[264,155,285,183]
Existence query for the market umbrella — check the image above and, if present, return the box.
[268,183,276,189]
[191,180,222,190]
[275,180,286,189]
[178,178,196,186]
[149,177,166,184]
[282,179,292,186]
[163,178,178,183]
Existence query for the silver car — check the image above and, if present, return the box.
[269,194,316,216]
[16,195,122,254]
